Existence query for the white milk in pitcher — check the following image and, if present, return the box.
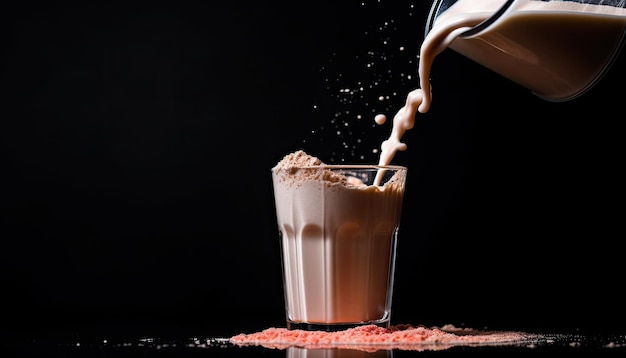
[438,0,626,101]
[376,0,626,166]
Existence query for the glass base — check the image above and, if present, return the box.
[287,319,390,332]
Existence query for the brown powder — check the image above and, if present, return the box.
[273,150,325,170]
[230,324,540,352]
[272,150,406,190]
[271,150,348,186]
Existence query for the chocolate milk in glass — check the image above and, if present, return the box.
[272,151,406,330]
[424,0,626,102]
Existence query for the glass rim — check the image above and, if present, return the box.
[425,0,516,36]
[272,164,407,171]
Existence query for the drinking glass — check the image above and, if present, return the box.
[271,165,407,331]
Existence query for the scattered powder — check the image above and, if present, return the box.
[304,2,418,164]
[230,324,541,352]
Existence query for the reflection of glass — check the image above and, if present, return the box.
[287,347,392,358]
[426,0,626,101]
[271,165,406,331]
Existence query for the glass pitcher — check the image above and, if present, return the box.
[425,0,626,101]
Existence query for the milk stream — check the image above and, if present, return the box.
[375,0,626,175]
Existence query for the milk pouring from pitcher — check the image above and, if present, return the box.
[425,0,626,101]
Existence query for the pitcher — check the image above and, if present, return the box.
[425,0,626,102]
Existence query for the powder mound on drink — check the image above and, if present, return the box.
[230,324,541,351]
[273,150,324,170]
[272,150,356,184]
[272,150,405,189]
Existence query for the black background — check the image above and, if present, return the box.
[1,0,624,343]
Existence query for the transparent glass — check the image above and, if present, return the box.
[271,165,407,331]
[426,0,626,101]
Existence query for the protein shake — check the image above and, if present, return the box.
[271,151,406,330]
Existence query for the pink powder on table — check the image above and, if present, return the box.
[230,324,540,352]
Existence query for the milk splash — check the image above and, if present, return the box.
[375,0,626,169]
[303,1,421,164]
[301,1,466,168]
[374,16,473,168]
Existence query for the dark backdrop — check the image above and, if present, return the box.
[1,1,624,341]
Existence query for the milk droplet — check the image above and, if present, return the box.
[374,114,386,125]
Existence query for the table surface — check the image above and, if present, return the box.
[8,330,626,357]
